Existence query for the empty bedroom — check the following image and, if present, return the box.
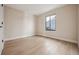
[0,4,79,55]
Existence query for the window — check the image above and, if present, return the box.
[45,15,56,31]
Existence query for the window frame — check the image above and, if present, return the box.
[45,14,56,31]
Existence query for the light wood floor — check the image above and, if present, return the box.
[2,36,79,55]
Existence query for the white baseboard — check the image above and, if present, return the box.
[5,34,35,41]
[5,34,78,44]
[36,34,78,44]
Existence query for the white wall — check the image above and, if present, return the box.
[4,6,35,41]
[35,5,77,43]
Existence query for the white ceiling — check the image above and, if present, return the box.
[5,4,67,15]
